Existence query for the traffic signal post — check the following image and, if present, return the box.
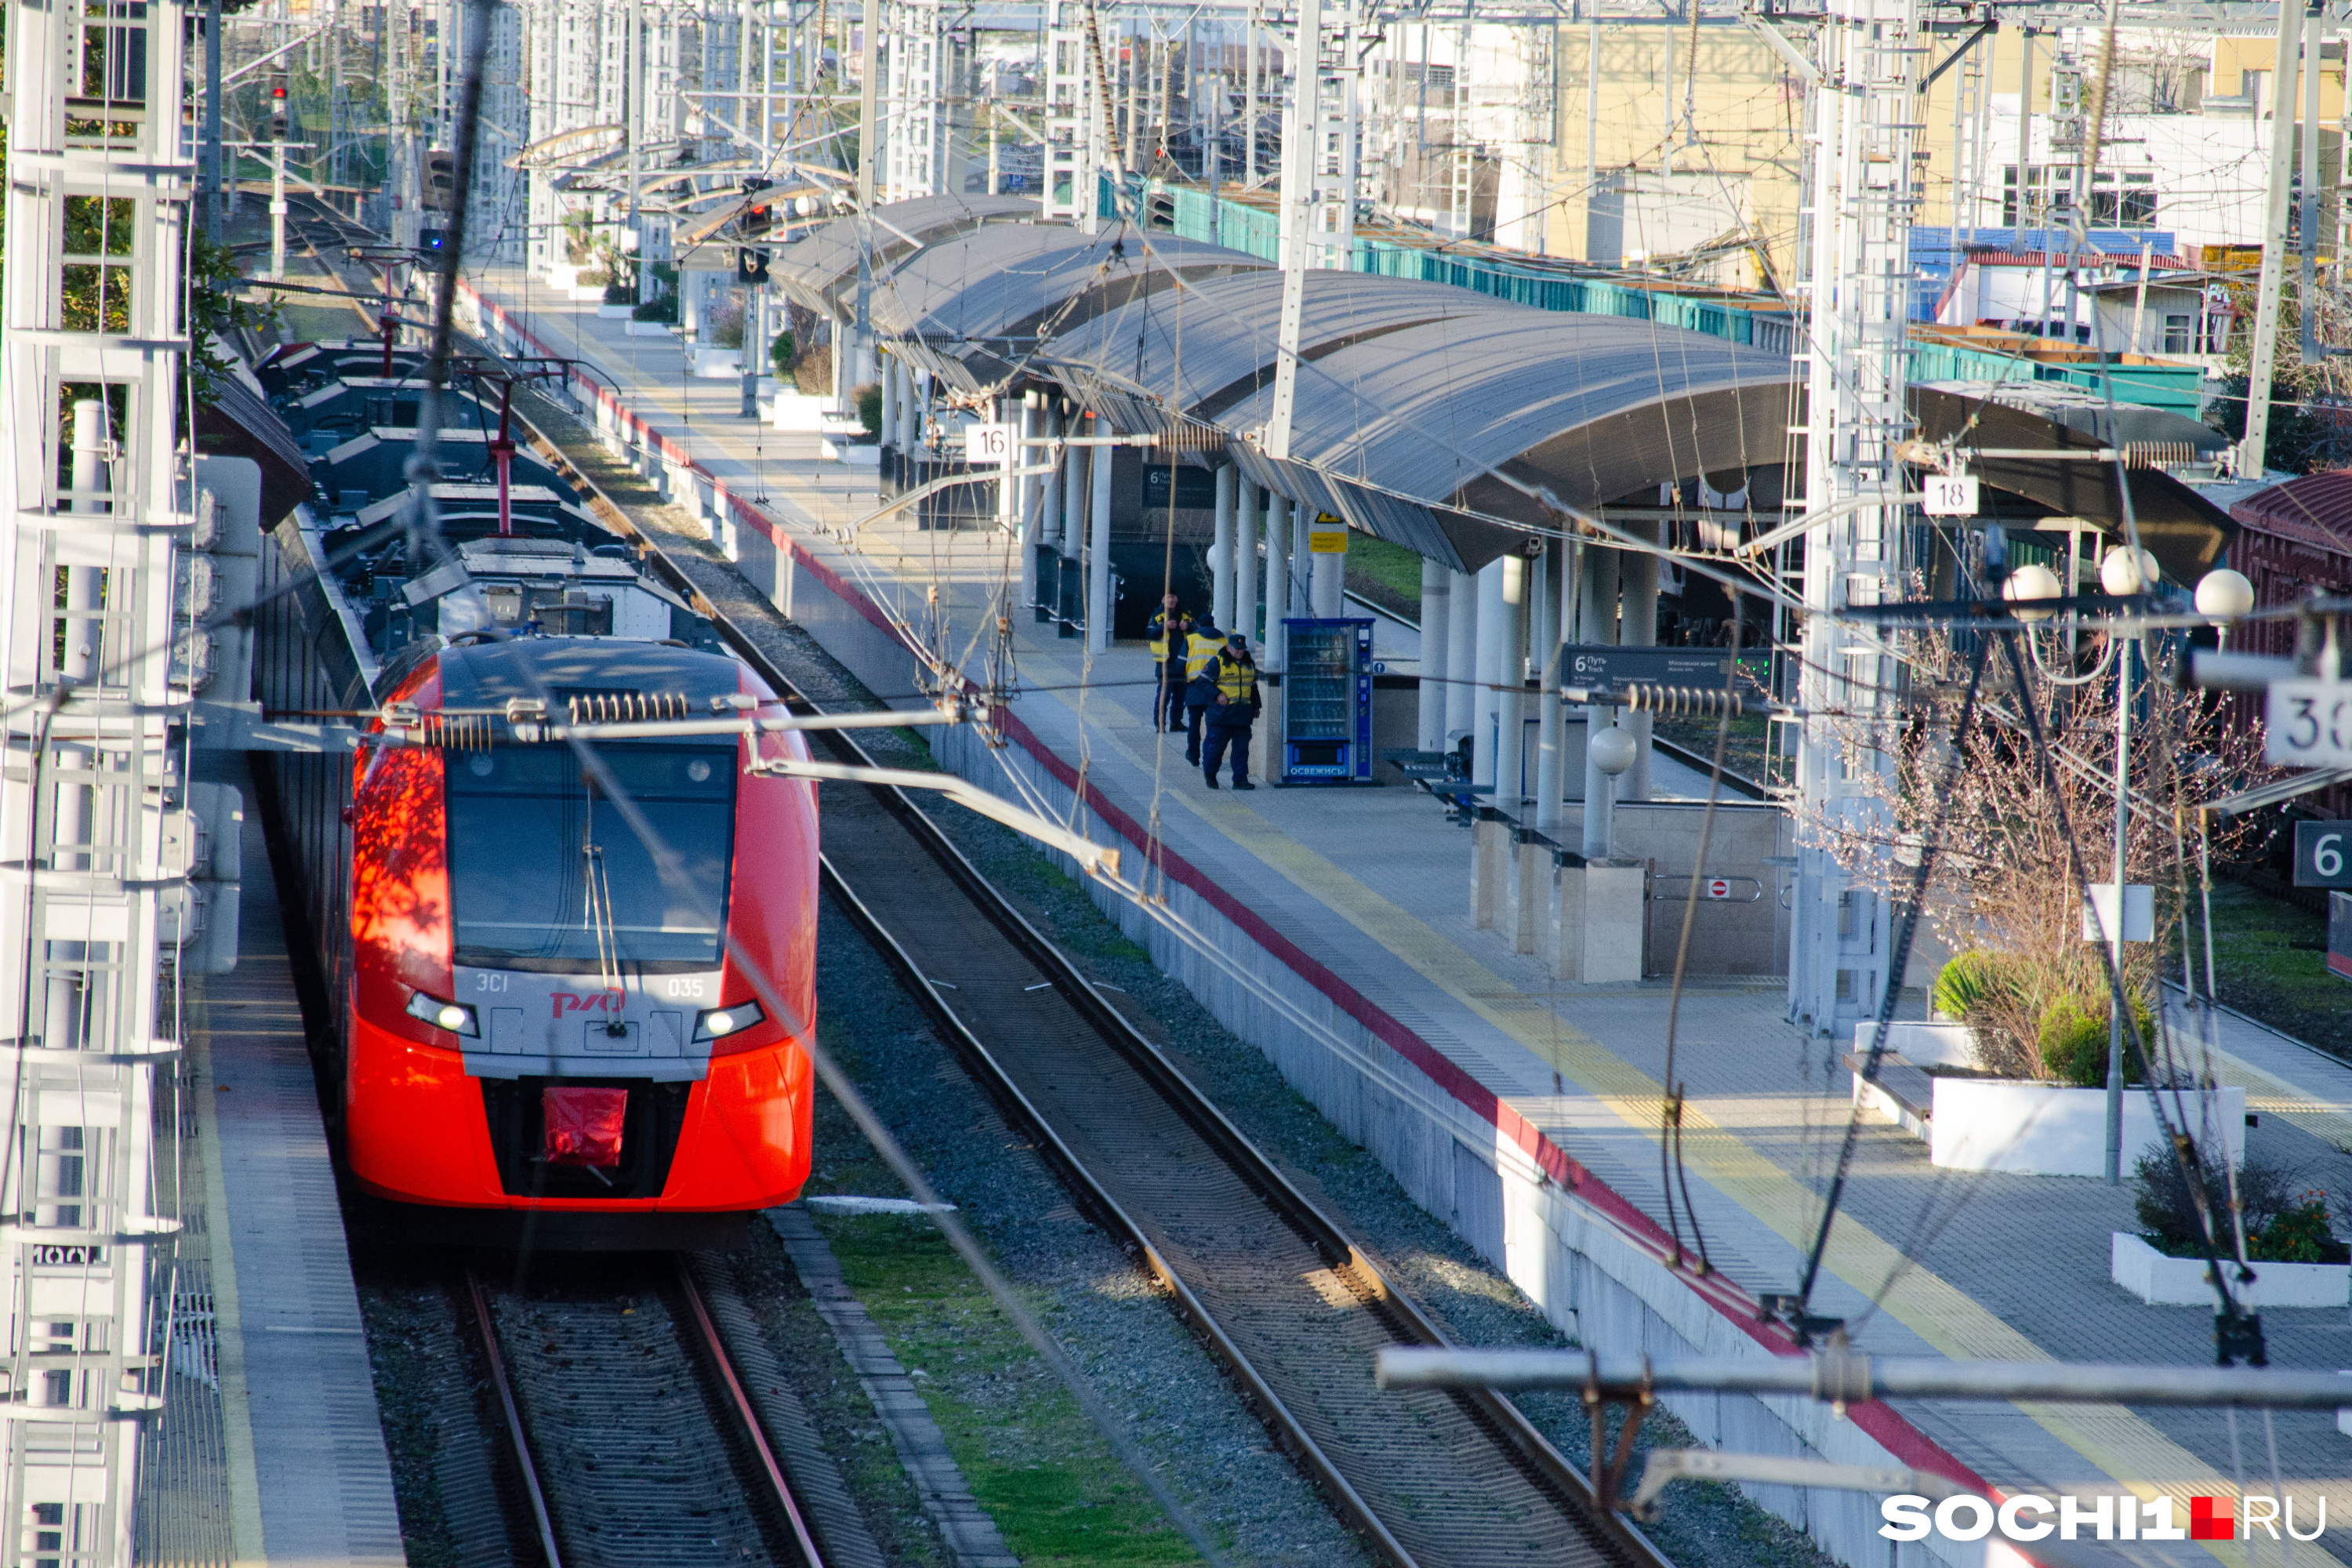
[221,137,318,281]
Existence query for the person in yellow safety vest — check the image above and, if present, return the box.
[1199,633,1262,791]
[1179,617,1224,767]
[1145,593,1188,732]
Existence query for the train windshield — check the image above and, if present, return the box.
[445,745,737,971]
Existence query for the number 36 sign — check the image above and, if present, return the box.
[2293,821,2352,888]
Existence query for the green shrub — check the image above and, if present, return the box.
[1931,950,2006,1020]
[2132,1140,2304,1256]
[603,278,635,305]
[2248,1197,2349,1263]
[2037,994,2154,1087]
[769,331,796,379]
[855,381,882,439]
[631,293,678,324]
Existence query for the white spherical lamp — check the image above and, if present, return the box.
[1590,726,1638,778]
[2002,562,2063,622]
[2194,568,2255,620]
[793,194,819,218]
[2099,546,2161,597]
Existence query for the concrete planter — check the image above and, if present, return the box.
[771,392,840,432]
[545,263,581,290]
[1853,1020,1979,1068]
[622,318,674,337]
[689,349,742,379]
[593,302,633,319]
[1929,1077,2245,1175]
[2111,1232,2349,1308]
[820,436,879,465]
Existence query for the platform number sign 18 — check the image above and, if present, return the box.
[1921,475,1980,517]
[2266,678,2352,768]
[2293,821,2352,889]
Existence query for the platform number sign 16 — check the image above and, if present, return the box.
[961,423,1016,465]
[2266,677,2352,768]
[2293,821,2352,888]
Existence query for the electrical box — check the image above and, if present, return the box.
[1278,618,1373,785]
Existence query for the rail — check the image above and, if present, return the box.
[506,394,1674,1568]
[463,1263,829,1568]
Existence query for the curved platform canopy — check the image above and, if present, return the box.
[769,194,1041,320]
[1911,379,2236,585]
[870,220,1269,395]
[1042,268,1797,574]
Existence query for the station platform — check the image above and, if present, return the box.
[144,789,406,1564]
[457,270,2352,1565]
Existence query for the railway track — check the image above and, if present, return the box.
[491,393,1675,1568]
[460,1256,840,1568]
[271,225,1673,1566]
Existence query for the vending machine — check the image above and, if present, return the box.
[1278,618,1374,784]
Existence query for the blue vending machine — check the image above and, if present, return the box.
[1278,618,1374,784]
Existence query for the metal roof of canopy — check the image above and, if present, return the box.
[770,194,1040,319]
[833,221,2234,582]
[1044,270,1494,430]
[1040,268,1796,573]
[873,224,1269,394]
[1911,383,2236,583]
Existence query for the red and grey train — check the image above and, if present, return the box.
[251,343,817,1240]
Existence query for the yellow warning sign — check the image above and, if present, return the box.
[1308,513,1348,554]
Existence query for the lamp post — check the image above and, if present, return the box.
[1588,724,1636,859]
[2098,545,2158,1185]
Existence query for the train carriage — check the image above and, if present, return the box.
[250,344,817,1245]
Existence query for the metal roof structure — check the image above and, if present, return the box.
[1911,381,2236,583]
[771,194,1040,319]
[804,209,2238,579]
[1040,267,1798,573]
[874,223,1271,394]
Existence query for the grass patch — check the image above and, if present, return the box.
[1345,534,1424,619]
[813,1212,1205,1567]
[2187,880,2351,1057]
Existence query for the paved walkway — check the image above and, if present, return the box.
[185,788,405,1565]
[456,264,2352,1561]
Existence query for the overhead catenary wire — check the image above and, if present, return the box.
[339,20,1241,1563]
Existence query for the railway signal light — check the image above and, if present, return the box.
[268,71,290,140]
[736,246,769,284]
[741,176,775,241]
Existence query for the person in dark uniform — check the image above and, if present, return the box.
[1145,594,1188,731]
[1180,617,1222,766]
[1199,633,1262,790]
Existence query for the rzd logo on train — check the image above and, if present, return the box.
[551,990,628,1019]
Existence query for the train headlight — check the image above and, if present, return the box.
[694,1000,765,1043]
[405,990,480,1037]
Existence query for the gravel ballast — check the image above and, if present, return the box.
[511,387,1836,1568]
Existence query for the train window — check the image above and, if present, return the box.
[445,746,736,971]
